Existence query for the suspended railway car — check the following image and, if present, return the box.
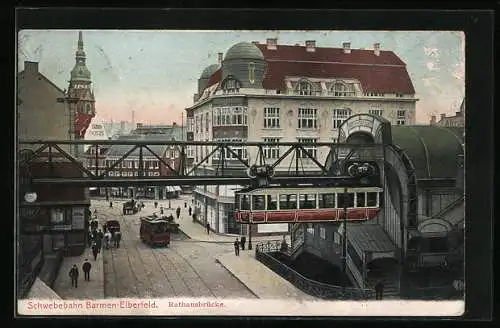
[234,186,383,224]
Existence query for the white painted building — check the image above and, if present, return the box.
[186,39,418,235]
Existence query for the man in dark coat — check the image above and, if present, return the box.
[176,206,181,219]
[69,265,79,288]
[240,236,246,250]
[154,201,158,209]
[188,207,192,217]
[92,242,99,261]
[109,201,113,208]
[114,231,122,248]
[192,213,197,223]
[160,206,164,215]
[375,280,384,300]
[234,238,240,256]
[82,259,92,281]
[184,202,187,208]
[206,222,210,235]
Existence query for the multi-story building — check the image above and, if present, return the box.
[186,39,417,235]
[430,98,465,128]
[104,134,183,199]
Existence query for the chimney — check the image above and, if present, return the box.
[430,115,436,125]
[342,42,351,54]
[266,38,277,50]
[172,122,177,126]
[24,61,39,74]
[440,113,446,120]
[374,43,381,56]
[218,52,223,64]
[305,40,316,52]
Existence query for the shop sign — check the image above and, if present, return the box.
[39,225,72,231]
[72,207,85,230]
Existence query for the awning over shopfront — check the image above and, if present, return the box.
[342,223,397,262]
[165,186,182,193]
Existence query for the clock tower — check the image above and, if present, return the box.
[67,31,95,146]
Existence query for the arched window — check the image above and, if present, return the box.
[86,104,92,114]
[222,77,241,94]
[331,82,355,97]
[248,62,255,84]
[296,80,313,95]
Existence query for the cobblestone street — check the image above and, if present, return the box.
[94,198,256,299]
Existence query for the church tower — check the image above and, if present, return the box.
[67,31,96,142]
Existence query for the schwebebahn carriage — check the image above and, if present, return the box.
[234,186,383,224]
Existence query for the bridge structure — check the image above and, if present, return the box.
[18,139,383,188]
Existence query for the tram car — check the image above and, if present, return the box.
[234,186,383,224]
[140,216,170,247]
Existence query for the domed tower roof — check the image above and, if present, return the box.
[224,42,265,61]
[200,64,219,79]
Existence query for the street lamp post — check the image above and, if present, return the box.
[342,187,348,280]
[248,222,253,250]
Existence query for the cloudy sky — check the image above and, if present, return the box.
[18,30,465,124]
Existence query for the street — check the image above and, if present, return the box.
[92,198,256,299]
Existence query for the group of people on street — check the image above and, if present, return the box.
[69,259,93,288]
[233,236,247,256]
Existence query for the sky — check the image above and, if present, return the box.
[18,30,465,125]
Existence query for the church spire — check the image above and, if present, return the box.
[70,31,91,83]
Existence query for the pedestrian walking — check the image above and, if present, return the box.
[104,231,112,249]
[206,222,210,234]
[184,202,187,208]
[375,280,384,300]
[154,201,158,209]
[109,201,113,208]
[82,259,92,281]
[192,213,197,223]
[176,206,181,220]
[188,206,192,216]
[114,231,122,248]
[92,242,99,261]
[69,265,79,288]
[240,236,246,250]
[160,206,164,215]
[234,238,240,256]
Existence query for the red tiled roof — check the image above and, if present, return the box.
[75,112,94,138]
[203,43,415,94]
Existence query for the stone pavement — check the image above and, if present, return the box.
[216,250,319,301]
[25,277,62,300]
[52,245,104,300]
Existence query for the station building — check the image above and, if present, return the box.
[292,114,464,295]
[185,38,418,235]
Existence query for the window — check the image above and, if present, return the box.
[369,109,383,117]
[297,80,313,95]
[331,82,354,97]
[248,62,255,84]
[195,116,199,133]
[333,108,352,128]
[397,110,406,125]
[356,192,366,207]
[241,195,250,210]
[264,107,280,128]
[334,231,341,246]
[279,194,297,210]
[263,138,280,159]
[297,138,317,159]
[214,107,248,126]
[51,208,65,224]
[319,227,326,239]
[306,223,315,235]
[366,92,384,97]
[337,192,355,208]
[266,195,277,210]
[205,113,209,132]
[319,193,336,208]
[252,195,265,210]
[298,108,317,129]
[367,192,378,207]
[213,138,248,160]
[299,194,316,209]
[223,78,240,93]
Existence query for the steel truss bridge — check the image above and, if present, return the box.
[18,139,384,187]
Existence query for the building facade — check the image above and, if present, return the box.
[186,39,418,235]
[430,98,465,128]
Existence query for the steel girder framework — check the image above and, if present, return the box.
[18,139,383,187]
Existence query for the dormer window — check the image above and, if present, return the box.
[296,80,314,95]
[331,82,355,97]
[222,77,241,94]
[248,62,255,84]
